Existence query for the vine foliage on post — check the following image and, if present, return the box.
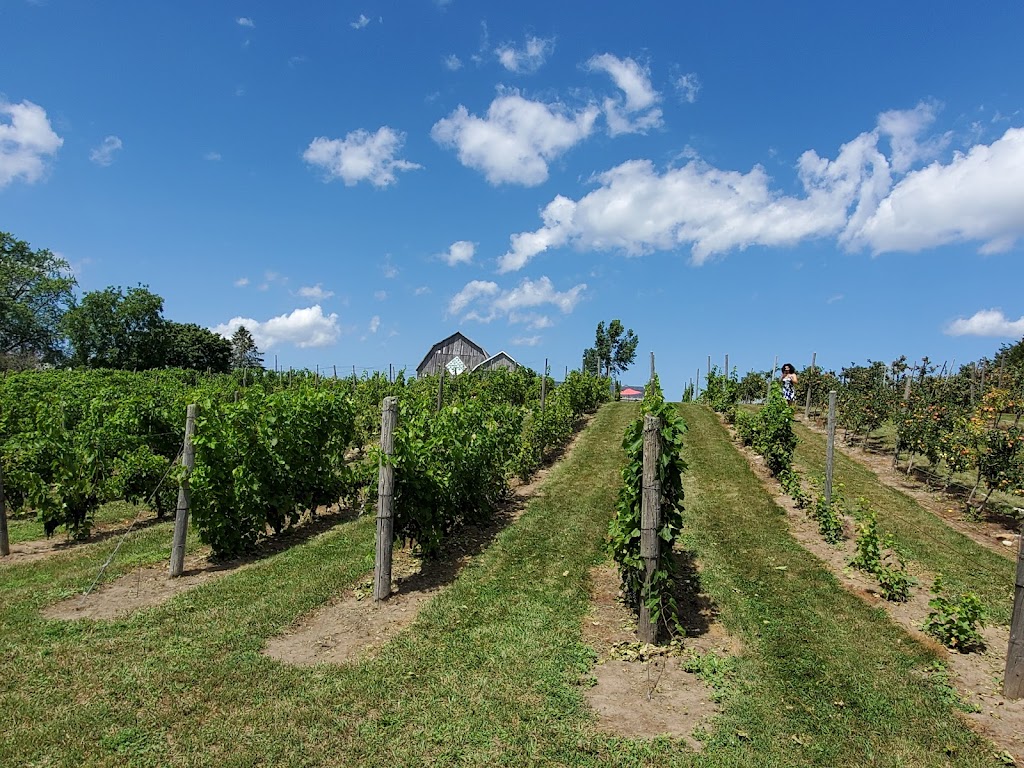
[608,374,687,640]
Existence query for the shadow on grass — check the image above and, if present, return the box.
[672,548,718,639]
[187,503,366,576]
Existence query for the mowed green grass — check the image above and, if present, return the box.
[0,403,1007,766]
[791,419,1014,624]
[675,404,1000,767]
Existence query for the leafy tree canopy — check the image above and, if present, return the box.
[230,326,264,370]
[63,285,167,370]
[165,322,232,373]
[0,232,77,368]
[586,319,638,378]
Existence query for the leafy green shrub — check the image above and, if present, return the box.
[733,409,758,446]
[756,384,797,476]
[608,374,688,638]
[701,366,738,414]
[923,576,986,652]
[848,503,916,601]
[778,468,809,509]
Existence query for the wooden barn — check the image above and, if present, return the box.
[473,351,519,372]
[416,331,488,377]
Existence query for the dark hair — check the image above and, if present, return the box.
[782,363,795,374]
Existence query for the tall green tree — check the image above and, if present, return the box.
[0,232,77,368]
[588,319,638,378]
[230,326,264,369]
[63,285,167,370]
[582,347,600,376]
[164,322,232,372]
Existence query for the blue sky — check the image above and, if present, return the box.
[3,1,1024,391]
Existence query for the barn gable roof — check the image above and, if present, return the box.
[416,331,488,375]
[473,350,518,371]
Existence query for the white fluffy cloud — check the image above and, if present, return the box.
[495,35,554,73]
[500,103,1024,269]
[448,280,498,315]
[303,126,421,187]
[369,315,381,333]
[89,135,122,166]
[431,92,599,186]
[351,14,370,29]
[0,99,63,187]
[853,126,1024,254]
[213,305,340,349]
[441,240,475,266]
[444,54,462,71]
[448,276,585,323]
[297,283,334,300]
[945,309,1024,337]
[587,54,663,136]
[511,335,541,347]
[237,17,254,27]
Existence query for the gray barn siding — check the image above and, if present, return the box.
[416,332,488,377]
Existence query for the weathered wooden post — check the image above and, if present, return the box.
[0,461,9,557]
[1004,529,1024,698]
[374,397,398,602]
[169,404,198,577]
[804,352,816,419]
[540,358,548,412]
[639,414,662,644]
[825,390,837,507]
[767,355,778,399]
[724,354,729,380]
[696,367,700,398]
[650,351,655,382]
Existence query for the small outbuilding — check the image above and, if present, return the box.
[416,331,488,377]
[473,351,519,373]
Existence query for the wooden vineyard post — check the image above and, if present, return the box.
[707,355,711,383]
[436,365,445,412]
[804,352,816,419]
[767,355,778,400]
[825,391,837,507]
[374,397,398,603]
[639,414,662,645]
[724,354,729,380]
[650,351,655,382]
[696,367,700,398]
[540,359,548,413]
[169,404,198,577]
[1004,529,1024,699]
[0,461,9,556]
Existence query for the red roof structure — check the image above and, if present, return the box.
[620,387,643,399]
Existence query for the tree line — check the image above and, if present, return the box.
[1,231,262,372]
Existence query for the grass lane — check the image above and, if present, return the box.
[791,419,1014,624]
[677,404,1000,767]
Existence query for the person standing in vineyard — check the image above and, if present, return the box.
[780,363,798,404]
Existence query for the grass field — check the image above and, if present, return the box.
[0,402,1010,766]
[791,420,1015,625]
